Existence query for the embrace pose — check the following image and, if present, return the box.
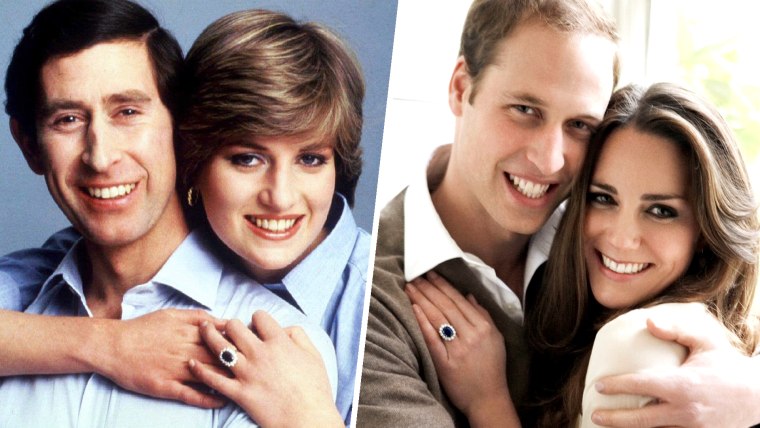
[0,1,368,426]
[358,0,760,427]
[358,0,617,425]
[178,10,368,424]
[407,83,759,427]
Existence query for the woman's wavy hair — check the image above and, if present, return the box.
[526,83,759,425]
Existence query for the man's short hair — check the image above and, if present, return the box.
[460,0,619,102]
[178,9,365,206]
[4,0,183,152]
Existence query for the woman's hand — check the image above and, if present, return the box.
[405,271,520,427]
[188,310,342,428]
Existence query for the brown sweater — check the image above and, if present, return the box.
[357,190,532,427]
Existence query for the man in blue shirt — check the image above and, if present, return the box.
[0,0,338,426]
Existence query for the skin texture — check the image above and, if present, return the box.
[584,127,700,309]
[0,308,225,408]
[6,40,340,422]
[196,134,335,283]
[356,18,617,427]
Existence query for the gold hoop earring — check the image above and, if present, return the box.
[187,187,198,207]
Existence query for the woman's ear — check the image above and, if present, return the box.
[448,56,472,117]
[10,118,45,175]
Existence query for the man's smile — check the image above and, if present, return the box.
[508,174,551,199]
[85,183,137,199]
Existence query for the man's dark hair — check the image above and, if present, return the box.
[4,0,183,149]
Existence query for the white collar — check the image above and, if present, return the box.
[523,202,564,301]
[403,162,463,281]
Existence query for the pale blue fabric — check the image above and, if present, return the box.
[266,194,369,424]
[0,227,77,310]
[0,229,337,428]
[0,194,368,425]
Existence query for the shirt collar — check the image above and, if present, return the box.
[36,238,88,311]
[151,229,225,310]
[35,229,224,312]
[404,161,463,281]
[523,202,564,298]
[280,194,358,319]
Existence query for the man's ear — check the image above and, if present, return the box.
[448,56,472,117]
[10,118,44,175]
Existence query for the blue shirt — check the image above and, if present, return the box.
[0,227,78,310]
[266,194,369,424]
[0,195,369,425]
[0,229,337,428]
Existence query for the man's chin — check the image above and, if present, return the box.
[78,225,146,249]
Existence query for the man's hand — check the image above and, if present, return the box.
[97,309,227,408]
[591,314,760,427]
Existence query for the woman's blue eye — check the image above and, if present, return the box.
[300,154,326,167]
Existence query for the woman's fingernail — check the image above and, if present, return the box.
[427,271,439,279]
[595,382,605,392]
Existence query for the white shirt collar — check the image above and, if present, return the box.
[524,202,564,297]
[404,160,463,281]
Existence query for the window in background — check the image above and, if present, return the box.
[375,1,471,209]
[640,0,760,307]
[620,0,760,183]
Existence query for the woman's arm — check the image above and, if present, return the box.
[189,310,343,428]
[405,271,521,428]
[0,308,225,408]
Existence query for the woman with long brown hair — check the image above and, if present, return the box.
[406,82,759,426]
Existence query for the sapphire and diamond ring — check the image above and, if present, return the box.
[438,323,457,341]
[219,347,239,368]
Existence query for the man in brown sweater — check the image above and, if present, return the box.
[357,0,618,425]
